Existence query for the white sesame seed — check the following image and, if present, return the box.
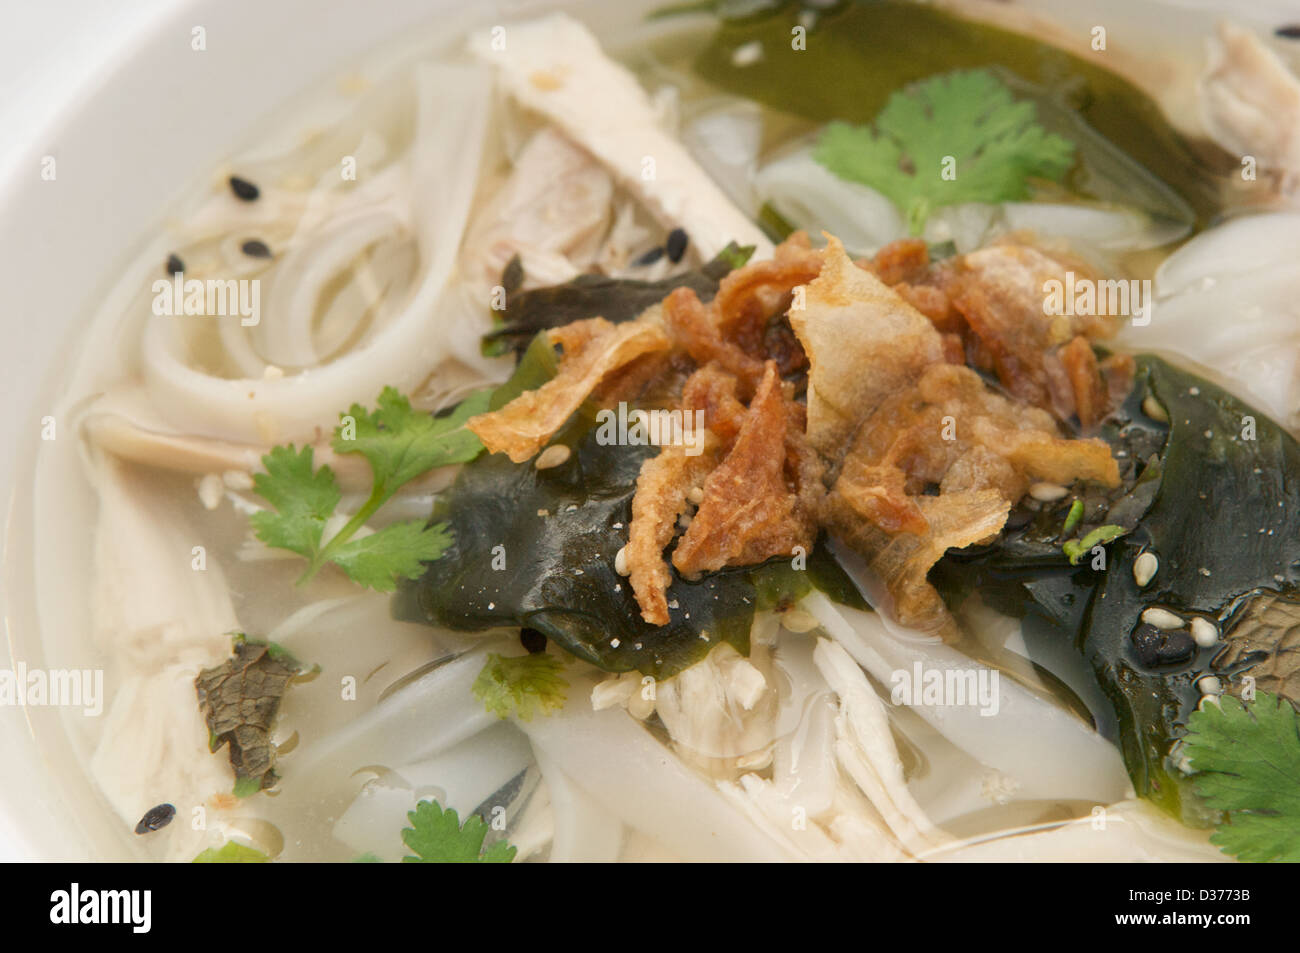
[1029,482,1069,502]
[781,608,819,633]
[534,444,571,469]
[198,474,224,510]
[687,486,704,505]
[222,469,254,491]
[1133,552,1158,588]
[1141,607,1183,630]
[1141,395,1169,423]
[1190,617,1219,647]
[614,546,629,576]
[731,40,763,67]
[1198,675,1222,696]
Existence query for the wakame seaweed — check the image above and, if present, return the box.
[482,242,754,357]
[689,0,1230,229]
[933,356,1300,823]
[395,333,862,678]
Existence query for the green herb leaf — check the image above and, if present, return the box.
[328,521,455,593]
[249,445,341,564]
[401,799,516,863]
[473,652,568,721]
[1062,524,1125,565]
[193,841,270,863]
[1185,691,1300,862]
[333,386,491,493]
[251,388,489,590]
[813,69,1075,232]
[195,635,310,796]
[1061,498,1084,536]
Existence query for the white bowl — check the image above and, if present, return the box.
[0,0,1277,862]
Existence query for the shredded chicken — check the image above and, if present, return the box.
[1201,21,1300,195]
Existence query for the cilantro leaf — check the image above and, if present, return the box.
[333,386,492,494]
[401,799,516,863]
[250,388,489,590]
[472,652,568,721]
[192,841,270,863]
[329,521,454,593]
[249,445,341,563]
[814,69,1075,233]
[1184,691,1300,863]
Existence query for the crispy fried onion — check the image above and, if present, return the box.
[673,362,821,576]
[467,314,669,462]
[789,236,946,461]
[825,362,1120,632]
[627,362,821,625]
[661,231,823,398]
[944,241,1127,428]
[627,443,719,626]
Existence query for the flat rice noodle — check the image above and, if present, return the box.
[468,315,668,462]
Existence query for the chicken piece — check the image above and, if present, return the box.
[1201,20,1300,194]
[469,14,772,260]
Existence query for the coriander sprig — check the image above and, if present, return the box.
[1184,690,1300,863]
[250,386,490,591]
[814,69,1076,233]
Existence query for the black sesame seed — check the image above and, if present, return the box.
[135,802,176,834]
[166,253,185,275]
[1130,623,1163,666]
[666,227,689,263]
[1277,24,1300,38]
[633,245,665,266]
[520,628,547,654]
[1155,631,1196,665]
[241,239,272,259]
[229,175,260,201]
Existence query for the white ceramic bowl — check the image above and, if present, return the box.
[0,0,1286,862]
